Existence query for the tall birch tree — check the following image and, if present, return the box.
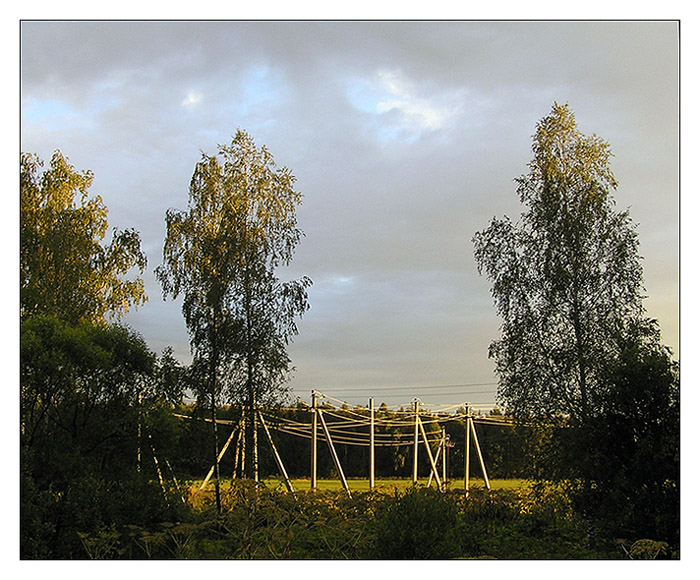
[473,103,647,424]
[157,130,311,507]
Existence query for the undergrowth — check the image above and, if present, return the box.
[73,481,673,559]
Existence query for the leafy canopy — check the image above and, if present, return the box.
[156,129,311,407]
[21,150,147,324]
[473,103,647,423]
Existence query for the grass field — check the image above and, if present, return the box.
[191,477,527,494]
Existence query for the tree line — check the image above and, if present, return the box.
[20,104,679,558]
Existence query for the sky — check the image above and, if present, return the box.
[19,20,680,410]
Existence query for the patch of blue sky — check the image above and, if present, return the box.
[237,65,285,117]
[91,79,122,109]
[345,70,465,143]
[373,120,422,145]
[22,91,119,134]
[301,275,360,320]
[203,64,286,137]
[22,97,74,124]
[345,78,388,115]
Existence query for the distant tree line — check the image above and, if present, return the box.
[164,402,531,483]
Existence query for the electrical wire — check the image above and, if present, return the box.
[316,382,498,392]
[175,394,521,456]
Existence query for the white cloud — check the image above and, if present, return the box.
[347,68,466,140]
[181,90,202,107]
[374,70,447,130]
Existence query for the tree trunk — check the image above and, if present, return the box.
[210,324,222,514]
[244,371,258,481]
[572,298,589,423]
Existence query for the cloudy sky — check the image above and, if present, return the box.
[20,20,679,409]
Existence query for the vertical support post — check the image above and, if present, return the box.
[240,411,246,479]
[412,398,419,484]
[211,402,222,514]
[369,398,375,490]
[232,410,244,480]
[311,390,318,490]
[137,391,142,473]
[470,417,491,490]
[446,435,451,483]
[441,427,447,484]
[253,405,259,483]
[465,403,471,496]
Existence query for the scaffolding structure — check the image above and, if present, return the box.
[178,390,512,497]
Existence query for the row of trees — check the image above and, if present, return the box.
[20,131,312,555]
[20,104,679,557]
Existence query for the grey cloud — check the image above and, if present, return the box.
[20,20,679,407]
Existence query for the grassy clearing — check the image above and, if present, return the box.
[189,477,527,495]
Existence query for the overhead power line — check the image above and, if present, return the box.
[314,382,498,393]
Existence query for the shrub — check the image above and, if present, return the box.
[371,487,460,559]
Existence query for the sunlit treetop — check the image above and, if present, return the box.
[20,150,148,324]
[474,103,648,423]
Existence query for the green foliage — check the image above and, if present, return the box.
[563,320,680,544]
[156,130,312,484]
[618,539,670,560]
[473,103,679,548]
[473,103,646,424]
[20,150,147,324]
[373,487,461,559]
[21,469,187,559]
[20,316,154,467]
[154,346,187,406]
[156,130,311,408]
[456,485,597,559]
[65,482,626,560]
[20,315,190,558]
[517,319,681,546]
[78,524,124,559]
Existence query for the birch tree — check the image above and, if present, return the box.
[20,150,147,324]
[473,103,647,424]
[157,130,311,506]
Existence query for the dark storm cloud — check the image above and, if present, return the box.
[20,20,679,407]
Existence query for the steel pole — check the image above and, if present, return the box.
[441,427,447,484]
[465,403,471,496]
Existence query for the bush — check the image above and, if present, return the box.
[37,481,632,559]
[371,487,460,559]
[455,485,598,559]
